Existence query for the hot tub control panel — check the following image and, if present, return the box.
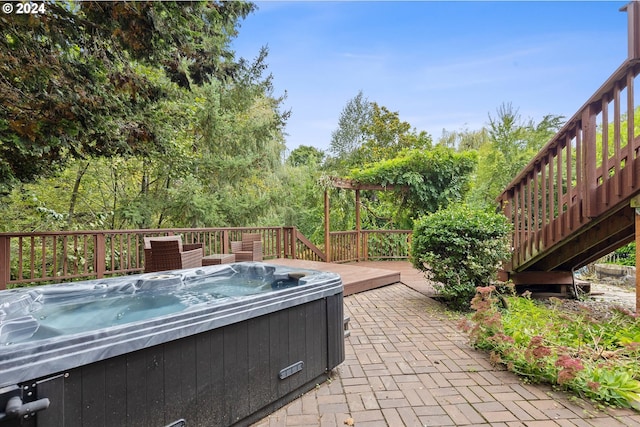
[279,360,305,379]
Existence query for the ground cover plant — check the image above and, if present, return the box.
[460,286,640,411]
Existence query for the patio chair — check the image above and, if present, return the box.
[230,233,263,262]
[144,236,203,272]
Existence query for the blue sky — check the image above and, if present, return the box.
[231,1,630,153]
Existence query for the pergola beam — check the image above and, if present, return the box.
[329,177,404,191]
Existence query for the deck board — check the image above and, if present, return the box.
[269,259,400,296]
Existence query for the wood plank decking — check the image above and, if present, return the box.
[270,259,401,296]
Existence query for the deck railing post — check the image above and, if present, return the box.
[276,227,283,258]
[222,229,229,254]
[95,233,106,279]
[623,1,640,60]
[0,236,10,289]
[291,227,297,259]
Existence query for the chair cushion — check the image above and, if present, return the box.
[144,235,183,251]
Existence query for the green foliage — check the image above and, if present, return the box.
[461,288,640,410]
[595,106,640,166]
[349,147,477,221]
[357,103,432,164]
[276,164,326,241]
[0,1,255,192]
[410,204,511,310]
[605,243,636,267]
[437,127,490,151]
[327,95,432,172]
[467,103,563,207]
[328,90,372,170]
[0,3,293,232]
[287,145,325,167]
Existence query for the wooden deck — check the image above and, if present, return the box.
[270,259,402,296]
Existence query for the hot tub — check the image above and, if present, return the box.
[0,262,344,427]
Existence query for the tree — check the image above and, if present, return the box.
[437,127,489,151]
[327,91,372,170]
[357,103,432,164]
[287,145,325,167]
[0,1,255,193]
[467,103,563,207]
[0,2,296,231]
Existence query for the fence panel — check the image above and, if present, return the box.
[363,230,412,261]
[0,227,285,288]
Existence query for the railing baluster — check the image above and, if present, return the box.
[83,235,89,274]
[602,97,610,207]
[541,158,547,252]
[512,187,520,264]
[565,134,573,232]
[52,236,57,281]
[527,173,533,258]
[615,82,623,196]
[39,236,44,280]
[19,237,24,280]
[627,69,635,190]
[532,164,542,253]
[556,144,563,241]
[548,150,554,246]
[62,235,68,278]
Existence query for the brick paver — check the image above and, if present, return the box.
[253,273,640,426]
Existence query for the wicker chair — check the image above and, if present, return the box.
[230,233,263,262]
[144,236,203,273]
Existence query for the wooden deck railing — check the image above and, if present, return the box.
[0,226,411,288]
[329,229,412,263]
[0,227,411,289]
[282,227,326,262]
[497,34,640,273]
[0,227,296,288]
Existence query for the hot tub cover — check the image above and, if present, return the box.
[0,262,343,388]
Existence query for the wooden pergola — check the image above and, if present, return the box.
[323,177,407,262]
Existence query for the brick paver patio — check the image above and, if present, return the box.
[253,270,640,426]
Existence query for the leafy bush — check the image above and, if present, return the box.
[460,288,640,410]
[606,243,636,266]
[410,204,511,310]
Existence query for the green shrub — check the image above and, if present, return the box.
[607,242,636,266]
[410,204,511,310]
